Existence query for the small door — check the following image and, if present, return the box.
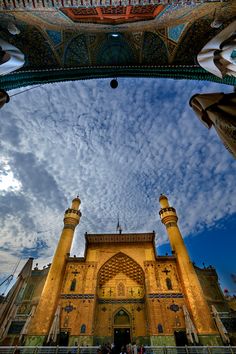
[114,328,131,353]
[174,330,188,346]
[59,331,69,346]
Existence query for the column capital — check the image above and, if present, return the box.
[63,198,82,227]
[159,201,178,225]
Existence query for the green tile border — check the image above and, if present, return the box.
[0,65,235,90]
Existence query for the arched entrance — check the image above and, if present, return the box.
[113,309,131,352]
[94,252,146,345]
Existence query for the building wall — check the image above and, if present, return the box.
[2,267,49,346]
[195,266,229,312]
[144,258,185,340]
[2,235,234,346]
[58,239,190,346]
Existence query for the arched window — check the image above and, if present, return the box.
[157,324,163,333]
[80,324,86,333]
[166,278,173,290]
[117,282,125,296]
[114,309,130,326]
[70,279,76,291]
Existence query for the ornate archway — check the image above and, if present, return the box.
[113,308,131,351]
[114,308,131,326]
[97,35,135,66]
[98,252,144,289]
[94,253,146,343]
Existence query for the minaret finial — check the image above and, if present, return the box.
[116,214,122,234]
[71,196,81,210]
[159,194,170,209]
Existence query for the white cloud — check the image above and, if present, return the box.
[0,158,22,193]
[0,78,235,282]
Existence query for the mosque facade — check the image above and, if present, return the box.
[1,195,235,348]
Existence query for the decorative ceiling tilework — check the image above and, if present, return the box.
[46,30,62,46]
[64,34,90,66]
[31,10,72,26]
[102,6,126,15]
[0,0,226,10]
[167,41,176,56]
[168,23,186,42]
[155,4,172,20]
[157,28,166,37]
[97,35,135,66]
[0,2,235,89]
[142,31,168,65]
[61,5,165,25]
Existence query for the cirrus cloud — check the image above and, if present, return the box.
[0,78,235,288]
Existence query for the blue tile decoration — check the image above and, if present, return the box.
[168,24,186,42]
[155,5,172,19]
[231,49,236,63]
[46,30,62,46]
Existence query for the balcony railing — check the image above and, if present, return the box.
[0,347,236,354]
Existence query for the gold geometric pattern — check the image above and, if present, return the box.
[117,282,125,296]
[98,252,144,287]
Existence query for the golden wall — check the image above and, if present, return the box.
[4,233,225,346]
[58,235,190,344]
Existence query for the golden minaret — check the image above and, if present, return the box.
[26,197,81,344]
[159,195,217,335]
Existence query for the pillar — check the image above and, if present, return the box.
[159,195,218,340]
[26,197,81,345]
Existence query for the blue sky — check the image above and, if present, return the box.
[159,213,236,293]
[0,77,235,294]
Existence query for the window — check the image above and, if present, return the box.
[8,321,25,334]
[166,277,173,290]
[157,324,163,333]
[80,324,86,333]
[70,279,76,291]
